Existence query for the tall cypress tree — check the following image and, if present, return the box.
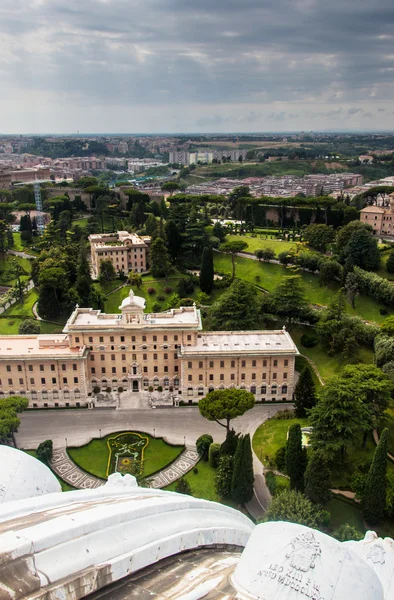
[199,246,214,294]
[304,450,331,506]
[231,434,254,504]
[76,243,93,307]
[362,428,388,524]
[286,423,305,491]
[294,367,317,418]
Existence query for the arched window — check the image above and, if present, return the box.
[163,377,169,388]
[240,384,246,390]
[282,385,288,394]
[187,387,193,396]
[250,385,256,394]
[174,378,179,388]
[271,385,277,395]
[198,387,204,396]
[53,389,59,399]
[41,390,48,399]
[64,390,70,398]
[122,378,128,384]
[208,386,214,393]
[74,389,81,398]
[219,384,225,390]
[143,378,149,387]
[261,385,267,395]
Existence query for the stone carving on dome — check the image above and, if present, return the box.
[367,543,386,565]
[286,531,321,572]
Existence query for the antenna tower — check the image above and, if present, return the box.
[33,180,45,233]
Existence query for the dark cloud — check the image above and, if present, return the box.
[0,0,393,131]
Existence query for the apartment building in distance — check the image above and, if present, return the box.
[89,231,151,278]
[0,291,298,407]
[360,194,394,236]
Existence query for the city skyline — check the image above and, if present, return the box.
[1,0,394,133]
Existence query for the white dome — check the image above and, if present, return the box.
[0,445,61,504]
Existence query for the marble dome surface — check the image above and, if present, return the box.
[0,444,61,504]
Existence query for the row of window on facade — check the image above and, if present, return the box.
[187,359,289,369]
[0,389,81,398]
[0,377,79,386]
[4,363,79,373]
[76,334,191,344]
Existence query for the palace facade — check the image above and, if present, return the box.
[89,231,151,278]
[0,291,298,408]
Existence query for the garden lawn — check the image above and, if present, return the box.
[67,432,184,480]
[252,417,308,466]
[0,254,31,286]
[327,496,365,533]
[3,289,38,318]
[228,235,298,255]
[165,460,219,502]
[290,326,374,381]
[213,252,392,324]
[12,233,38,255]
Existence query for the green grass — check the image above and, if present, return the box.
[228,235,298,255]
[290,326,374,381]
[252,417,308,465]
[67,432,184,480]
[0,254,31,286]
[327,496,366,533]
[72,217,89,228]
[165,460,220,501]
[94,279,124,295]
[213,252,392,324]
[12,232,38,255]
[2,289,38,317]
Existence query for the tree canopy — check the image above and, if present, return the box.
[198,388,255,432]
[208,280,260,331]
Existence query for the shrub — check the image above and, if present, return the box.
[93,386,100,394]
[148,386,153,392]
[274,409,295,420]
[300,332,318,348]
[157,295,165,302]
[152,302,161,312]
[175,478,192,495]
[157,385,163,392]
[36,439,53,465]
[215,455,233,497]
[196,434,213,460]
[105,387,111,393]
[193,466,199,474]
[19,319,40,335]
[265,470,277,496]
[164,286,172,294]
[209,442,221,468]
[118,387,123,393]
[332,524,363,542]
[147,287,156,295]
[180,297,195,306]
[275,446,287,472]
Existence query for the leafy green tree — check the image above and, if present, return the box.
[128,271,143,288]
[209,442,221,468]
[219,240,248,278]
[37,267,68,318]
[309,376,369,461]
[98,259,117,282]
[0,396,28,445]
[75,243,93,306]
[319,260,343,287]
[175,477,192,495]
[286,424,305,491]
[262,490,325,528]
[336,220,372,259]
[165,219,182,262]
[220,429,240,456]
[215,455,234,497]
[19,319,40,335]
[36,439,53,465]
[381,316,394,337]
[255,248,275,262]
[150,237,171,278]
[304,451,331,506]
[375,335,394,367]
[294,366,317,418]
[144,213,158,237]
[231,434,254,504]
[272,275,307,320]
[196,434,213,461]
[303,224,335,252]
[212,221,226,242]
[386,251,394,274]
[362,428,388,524]
[208,280,260,331]
[161,181,181,195]
[199,388,255,433]
[344,272,359,308]
[199,246,214,294]
[344,228,380,271]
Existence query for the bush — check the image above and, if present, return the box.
[19,319,40,335]
[180,297,195,306]
[157,385,163,392]
[105,387,111,393]
[164,286,172,294]
[93,386,100,394]
[148,386,153,392]
[275,446,287,473]
[152,302,161,312]
[265,470,277,496]
[209,442,221,468]
[193,466,199,474]
[157,295,165,302]
[215,455,233,497]
[36,439,53,465]
[332,524,364,542]
[118,387,123,393]
[175,478,192,495]
[196,434,213,460]
[274,409,295,420]
[147,287,156,295]
[300,332,318,348]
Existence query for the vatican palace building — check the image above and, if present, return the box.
[0,291,298,407]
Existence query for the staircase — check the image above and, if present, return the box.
[118,390,151,410]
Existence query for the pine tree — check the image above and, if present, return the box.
[362,428,388,524]
[199,246,214,294]
[231,434,254,504]
[304,451,331,506]
[286,424,305,491]
[76,243,93,306]
[294,366,317,418]
[150,237,171,278]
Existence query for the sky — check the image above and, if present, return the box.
[1,0,394,134]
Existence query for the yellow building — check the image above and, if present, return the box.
[360,194,394,236]
[89,231,150,278]
[0,291,298,408]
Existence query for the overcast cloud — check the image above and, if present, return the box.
[1,0,394,133]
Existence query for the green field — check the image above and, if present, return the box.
[227,235,298,255]
[214,252,392,323]
[0,254,32,286]
[252,417,309,465]
[2,289,38,318]
[67,432,184,480]
[165,460,219,501]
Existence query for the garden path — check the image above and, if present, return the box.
[50,445,200,490]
